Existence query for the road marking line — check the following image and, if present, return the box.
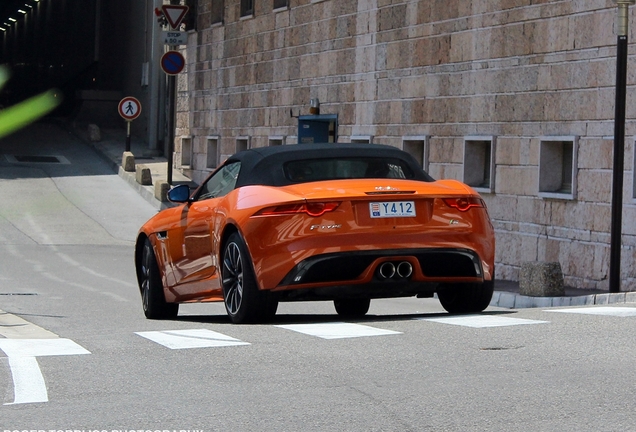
[0,338,90,357]
[5,356,47,405]
[100,291,129,302]
[0,339,90,405]
[275,322,402,339]
[547,306,636,317]
[420,315,549,328]
[135,329,250,349]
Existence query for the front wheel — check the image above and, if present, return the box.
[139,239,179,319]
[437,282,494,314]
[334,298,371,318]
[222,232,278,324]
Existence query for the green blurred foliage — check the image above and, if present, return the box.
[0,66,62,139]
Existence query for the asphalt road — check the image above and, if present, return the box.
[1,122,636,431]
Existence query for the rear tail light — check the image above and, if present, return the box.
[254,202,340,217]
[442,197,484,212]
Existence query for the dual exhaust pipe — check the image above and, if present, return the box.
[378,261,413,280]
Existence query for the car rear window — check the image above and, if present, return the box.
[284,157,415,183]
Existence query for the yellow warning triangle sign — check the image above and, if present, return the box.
[162,5,189,29]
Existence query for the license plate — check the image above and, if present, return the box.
[370,201,416,218]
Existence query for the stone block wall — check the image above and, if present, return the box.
[175,0,636,291]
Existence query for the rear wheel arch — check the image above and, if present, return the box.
[219,225,258,279]
[219,224,239,263]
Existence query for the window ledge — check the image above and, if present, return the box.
[539,191,576,201]
[473,186,494,194]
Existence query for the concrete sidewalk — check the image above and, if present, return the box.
[73,124,196,210]
[72,123,635,310]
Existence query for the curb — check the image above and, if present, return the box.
[117,166,173,211]
[490,291,636,309]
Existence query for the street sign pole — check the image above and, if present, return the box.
[609,0,635,293]
[118,97,142,153]
[158,2,189,185]
[126,121,132,152]
[167,73,176,185]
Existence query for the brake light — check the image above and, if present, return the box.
[306,202,340,216]
[255,202,340,217]
[443,197,484,212]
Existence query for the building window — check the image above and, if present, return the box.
[269,136,285,146]
[236,137,250,153]
[402,136,429,171]
[180,137,192,167]
[463,136,496,193]
[539,136,578,200]
[351,135,373,144]
[206,136,219,169]
[240,0,254,17]
[273,0,289,10]
[211,0,224,24]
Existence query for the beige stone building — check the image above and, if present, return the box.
[173,0,636,291]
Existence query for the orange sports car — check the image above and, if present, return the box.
[135,143,495,323]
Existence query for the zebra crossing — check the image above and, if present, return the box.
[1,304,636,405]
[135,305,636,349]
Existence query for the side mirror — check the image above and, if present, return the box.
[167,184,191,203]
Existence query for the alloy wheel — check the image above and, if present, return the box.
[223,242,244,315]
[141,243,152,312]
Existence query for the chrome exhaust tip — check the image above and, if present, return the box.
[378,262,396,279]
[396,261,413,278]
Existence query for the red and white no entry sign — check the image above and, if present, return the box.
[118,97,142,121]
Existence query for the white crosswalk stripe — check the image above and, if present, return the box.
[546,306,636,317]
[274,322,402,339]
[135,329,250,349]
[419,315,549,328]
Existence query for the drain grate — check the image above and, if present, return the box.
[4,154,70,164]
[0,293,38,296]
[16,155,61,163]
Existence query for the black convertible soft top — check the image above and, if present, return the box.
[224,143,434,187]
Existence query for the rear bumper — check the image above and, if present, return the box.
[271,248,489,300]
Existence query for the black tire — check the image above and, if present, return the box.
[140,239,179,319]
[437,281,494,314]
[334,298,371,318]
[222,232,278,324]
